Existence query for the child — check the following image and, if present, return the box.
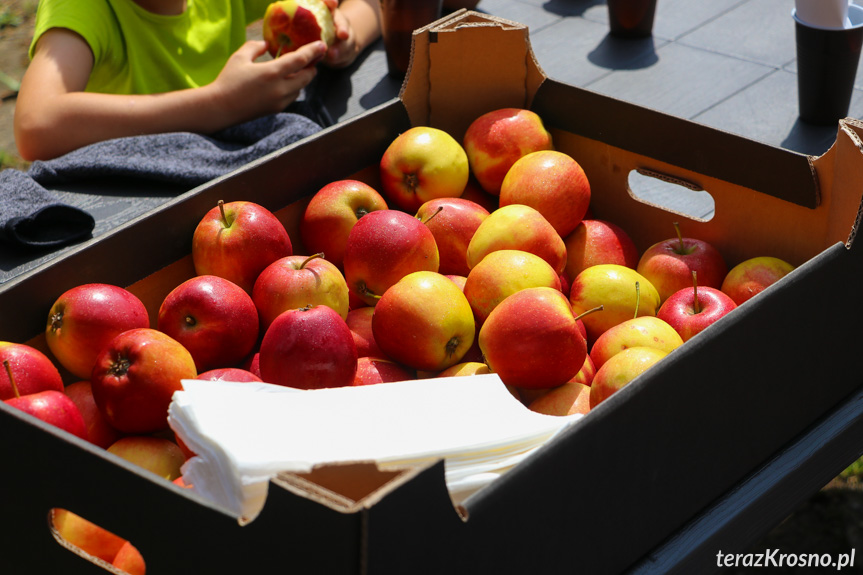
[14,0,382,161]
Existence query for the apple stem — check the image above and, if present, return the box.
[217,200,230,228]
[275,42,286,59]
[420,206,444,226]
[301,253,325,269]
[692,270,701,314]
[3,360,20,399]
[355,281,382,301]
[673,221,685,253]
[574,305,603,322]
[633,281,641,319]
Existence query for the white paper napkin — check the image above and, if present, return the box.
[168,374,580,521]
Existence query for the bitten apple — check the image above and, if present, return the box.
[462,108,553,195]
[300,179,388,269]
[158,275,259,372]
[259,305,357,389]
[637,222,727,303]
[563,219,639,281]
[379,126,470,213]
[721,256,795,305]
[372,271,476,372]
[192,200,293,295]
[479,287,587,389]
[45,283,150,380]
[0,342,64,400]
[253,253,349,330]
[343,209,439,306]
[467,204,567,274]
[415,197,489,277]
[263,0,335,58]
[499,150,591,238]
[91,328,197,434]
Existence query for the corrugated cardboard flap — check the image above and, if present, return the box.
[272,460,445,514]
[402,10,546,142]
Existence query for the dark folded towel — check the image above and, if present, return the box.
[0,112,321,250]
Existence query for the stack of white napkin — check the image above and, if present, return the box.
[168,374,580,521]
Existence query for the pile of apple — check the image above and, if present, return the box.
[0,108,797,568]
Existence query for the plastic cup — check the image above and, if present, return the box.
[794,4,863,125]
[607,0,658,38]
[795,0,851,30]
[380,0,444,79]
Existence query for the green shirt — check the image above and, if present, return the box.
[30,0,271,95]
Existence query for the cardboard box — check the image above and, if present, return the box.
[3,10,863,574]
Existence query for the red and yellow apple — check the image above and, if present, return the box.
[157,275,259,372]
[51,509,127,564]
[192,200,293,295]
[299,179,388,269]
[415,197,489,277]
[91,328,197,434]
[258,305,357,389]
[528,381,591,416]
[345,306,388,359]
[343,209,440,306]
[352,357,416,386]
[463,249,561,325]
[589,346,668,408]
[0,341,64,400]
[569,264,660,345]
[636,223,727,303]
[253,253,349,330]
[462,108,553,195]
[112,540,146,575]
[466,204,567,274]
[657,280,737,342]
[64,380,123,448]
[499,150,591,238]
[479,286,587,389]
[372,271,475,372]
[379,126,470,213]
[107,436,187,481]
[437,361,491,377]
[563,219,639,281]
[45,283,150,380]
[590,315,683,370]
[196,367,263,382]
[721,256,795,305]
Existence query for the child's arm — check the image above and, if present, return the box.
[15,28,327,162]
[323,0,382,69]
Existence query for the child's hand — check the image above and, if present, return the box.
[209,40,327,124]
[322,4,362,68]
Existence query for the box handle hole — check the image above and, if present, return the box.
[49,508,146,574]
[627,168,716,222]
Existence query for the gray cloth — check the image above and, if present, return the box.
[0,112,321,250]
